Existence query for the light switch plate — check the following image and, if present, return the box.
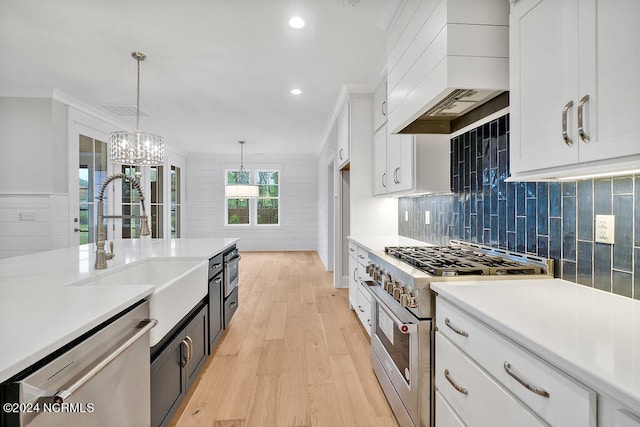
[18,211,36,221]
[595,215,615,244]
[425,211,431,225]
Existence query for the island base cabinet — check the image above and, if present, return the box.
[208,271,224,353]
[151,304,208,427]
[224,286,238,329]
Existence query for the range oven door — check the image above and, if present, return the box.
[368,285,432,427]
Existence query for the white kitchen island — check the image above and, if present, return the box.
[0,238,238,383]
[431,279,640,427]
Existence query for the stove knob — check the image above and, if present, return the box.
[400,293,410,307]
[393,286,402,301]
[407,294,418,309]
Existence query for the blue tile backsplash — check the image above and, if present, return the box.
[398,113,640,300]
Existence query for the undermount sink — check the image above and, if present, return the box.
[71,258,208,346]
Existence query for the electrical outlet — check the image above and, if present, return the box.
[404,210,409,222]
[18,211,36,221]
[425,211,431,225]
[595,215,615,244]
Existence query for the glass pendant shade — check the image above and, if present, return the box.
[225,140,259,198]
[109,52,165,166]
[110,131,165,166]
[225,184,259,198]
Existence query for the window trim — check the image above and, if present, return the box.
[224,168,281,227]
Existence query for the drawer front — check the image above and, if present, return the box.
[356,246,369,265]
[435,390,467,427]
[348,241,358,257]
[356,287,372,335]
[436,333,545,427]
[208,253,223,280]
[437,298,596,427]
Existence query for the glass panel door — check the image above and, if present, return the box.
[78,135,107,244]
[170,166,181,237]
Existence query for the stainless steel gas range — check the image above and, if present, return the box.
[362,240,553,427]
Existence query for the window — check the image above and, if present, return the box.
[121,165,141,239]
[225,169,280,226]
[78,135,107,244]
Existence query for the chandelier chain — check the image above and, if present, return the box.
[136,57,141,131]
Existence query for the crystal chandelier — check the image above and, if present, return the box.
[109,52,165,166]
[225,141,259,198]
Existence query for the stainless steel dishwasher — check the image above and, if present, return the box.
[1,301,156,427]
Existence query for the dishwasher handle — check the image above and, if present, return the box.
[53,318,157,403]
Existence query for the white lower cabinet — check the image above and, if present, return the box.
[436,333,544,427]
[435,389,466,427]
[347,240,371,335]
[435,296,596,427]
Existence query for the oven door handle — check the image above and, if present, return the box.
[369,291,417,334]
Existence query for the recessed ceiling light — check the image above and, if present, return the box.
[290,88,302,95]
[289,16,305,29]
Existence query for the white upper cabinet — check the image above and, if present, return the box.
[509,0,640,180]
[336,101,350,170]
[375,128,450,196]
[373,126,388,196]
[373,77,387,132]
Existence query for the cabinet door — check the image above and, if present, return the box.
[151,333,186,427]
[373,78,387,132]
[509,0,580,175]
[209,273,223,353]
[185,305,208,390]
[348,254,358,309]
[337,102,350,169]
[388,133,414,193]
[373,126,388,196]
[578,0,640,163]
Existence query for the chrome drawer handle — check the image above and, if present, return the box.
[211,263,221,269]
[578,94,590,142]
[444,369,468,395]
[382,172,386,188]
[358,255,365,260]
[54,319,157,403]
[562,100,574,146]
[504,362,550,398]
[445,318,469,337]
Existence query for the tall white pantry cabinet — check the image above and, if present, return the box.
[509,0,640,179]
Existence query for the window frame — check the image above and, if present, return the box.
[224,168,281,227]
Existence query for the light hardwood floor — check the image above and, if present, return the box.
[169,251,399,427]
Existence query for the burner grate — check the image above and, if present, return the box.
[385,246,542,277]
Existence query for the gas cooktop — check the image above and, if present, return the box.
[384,242,547,277]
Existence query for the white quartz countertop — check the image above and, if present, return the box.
[348,235,433,253]
[0,238,238,383]
[430,279,640,410]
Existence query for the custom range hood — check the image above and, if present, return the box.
[386,0,510,135]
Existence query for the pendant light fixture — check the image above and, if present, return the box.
[225,141,259,198]
[109,52,165,166]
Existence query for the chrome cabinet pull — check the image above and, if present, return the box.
[445,318,469,337]
[382,172,386,188]
[393,167,400,184]
[229,301,237,308]
[212,263,221,269]
[180,339,189,367]
[54,319,157,403]
[444,369,468,395]
[353,267,357,282]
[578,94,590,142]
[358,255,365,260]
[185,336,193,365]
[504,361,550,398]
[339,148,344,160]
[562,100,574,146]
[382,101,387,117]
[358,305,365,313]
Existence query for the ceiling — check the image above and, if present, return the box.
[0,0,399,157]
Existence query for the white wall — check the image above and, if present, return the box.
[316,123,337,269]
[184,153,317,251]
